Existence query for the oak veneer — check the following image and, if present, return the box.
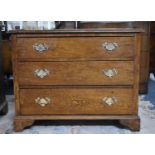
[18,61,134,86]
[11,29,142,131]
[16,36,135,60]
[20,88,133,115]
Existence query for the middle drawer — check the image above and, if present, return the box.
[18,61,134,86]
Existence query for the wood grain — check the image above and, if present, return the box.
[20,87,133,115]
[16,37,135,60]
[17,61,134,86]
[11,29,141,131]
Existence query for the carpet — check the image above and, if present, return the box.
[0,93,155,134]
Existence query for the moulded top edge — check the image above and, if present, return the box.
[8,28,144,34]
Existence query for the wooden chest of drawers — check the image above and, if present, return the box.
[11,29,142,131]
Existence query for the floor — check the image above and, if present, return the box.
[144,73,155,107]
[0,75,155,134]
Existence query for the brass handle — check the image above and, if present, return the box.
[102,42,118,52]
[34,69,50,78]
[102,96,117,106]
[33,43,49,53]
[35,97,50,107]
[102,68,118,78]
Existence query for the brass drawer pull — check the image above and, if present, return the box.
[35,97,50,107]
[33,43,49,53]
[102,96,117,106]
[103,68,118,78]
[34,69,50,78]
[102,42,118,52]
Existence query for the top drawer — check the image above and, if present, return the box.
[16,36,135,60]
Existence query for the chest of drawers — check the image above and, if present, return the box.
[11,29,142,131]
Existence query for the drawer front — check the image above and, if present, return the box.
[16,37,135,60]
[19,88,133,115]
[18,61,134,86]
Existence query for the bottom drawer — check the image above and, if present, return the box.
[19,87,134,115]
